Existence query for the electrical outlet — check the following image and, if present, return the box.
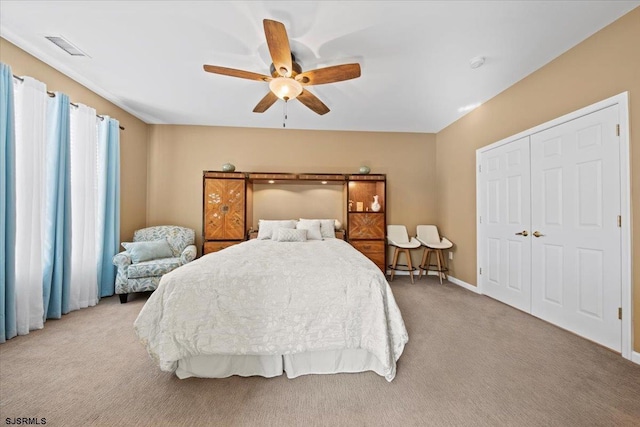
[449,252,453,260]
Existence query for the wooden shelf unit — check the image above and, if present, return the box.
[346,174,387,271]
[248,172,345,185]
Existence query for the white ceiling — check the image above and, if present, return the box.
[1,1,637,133]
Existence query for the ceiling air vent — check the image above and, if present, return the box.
[45,36,88,57]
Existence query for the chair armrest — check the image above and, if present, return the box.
[113,251,132,267]
[180,245,197,265]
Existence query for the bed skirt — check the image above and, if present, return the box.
[175,349,387,379]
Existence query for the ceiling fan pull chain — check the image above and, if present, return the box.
[283,100,288,128]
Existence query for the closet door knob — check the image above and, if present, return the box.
[515,230,529,236]
[533,231,545,238]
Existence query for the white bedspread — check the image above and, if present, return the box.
[134,239,408,381]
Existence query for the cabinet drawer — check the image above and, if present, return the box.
[350,240,385,272]
[350,240,385,254]
[364,252,386,272]
[348,213,385,239]
[203,241,241,255]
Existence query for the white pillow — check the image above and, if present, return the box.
[274,228,308,242]
[257,219,297,240]
[300,218,336,239]
[296,219,322,240]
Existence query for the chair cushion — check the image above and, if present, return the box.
[388,236,421,249]
[127,257,181,279]
[133,226,196,257]
[425,239,453,250]
[122,239,173,263]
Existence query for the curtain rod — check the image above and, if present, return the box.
[12,74,125,131]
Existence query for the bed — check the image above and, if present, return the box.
[134,235,408,382]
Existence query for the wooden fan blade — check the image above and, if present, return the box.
[297,90,330,115]
[295,63,361,85]
[253,91,278,113]
[203,65,271,82]
[263,19,293,77]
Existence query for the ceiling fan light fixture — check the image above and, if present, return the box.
[269,77,303,101]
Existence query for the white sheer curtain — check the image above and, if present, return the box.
[68,104,99,310]
[8,74,117,339]
[13,76,46,334]
[96,118,107,279]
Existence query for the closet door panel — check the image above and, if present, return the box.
[479,136,531,312]
[530,105,621,351]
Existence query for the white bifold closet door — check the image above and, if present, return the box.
[530,105,621,351]
[479,105,622,352]
[479,136,532,313]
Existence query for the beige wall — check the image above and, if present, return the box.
[252,184,345,227]
[0,38,149,243]
[147,124,437,265]
[435,7,640,351]
[4,7,637,351]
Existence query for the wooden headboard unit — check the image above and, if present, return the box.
[248,229,346,241]
[203,170,385,271]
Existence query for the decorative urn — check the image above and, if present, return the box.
[221,163,236,172]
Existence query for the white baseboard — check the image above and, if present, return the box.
[386,270,481,294]
[632,351,640,365]
[447,275,481,294]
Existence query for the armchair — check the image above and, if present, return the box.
[113,225,196,303]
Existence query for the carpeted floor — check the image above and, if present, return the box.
[1,276,639,426]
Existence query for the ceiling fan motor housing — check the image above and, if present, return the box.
[270,53,303,78]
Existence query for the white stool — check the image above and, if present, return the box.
[387,225,421,283]
[416,225,453,284]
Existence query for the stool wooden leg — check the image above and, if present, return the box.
[404,249,414,284]
[419,248,428,279]
[440,250,449,281]
[436,249,443,284]
[390,247,400,282]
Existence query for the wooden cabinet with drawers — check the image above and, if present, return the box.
[347,175,386,271]
[350,240,385,270]
[202,171,249,255]
[203,241,242,254]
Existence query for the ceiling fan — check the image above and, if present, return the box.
[203,19,361,115]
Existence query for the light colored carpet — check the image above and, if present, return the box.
[1,276,639,426]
